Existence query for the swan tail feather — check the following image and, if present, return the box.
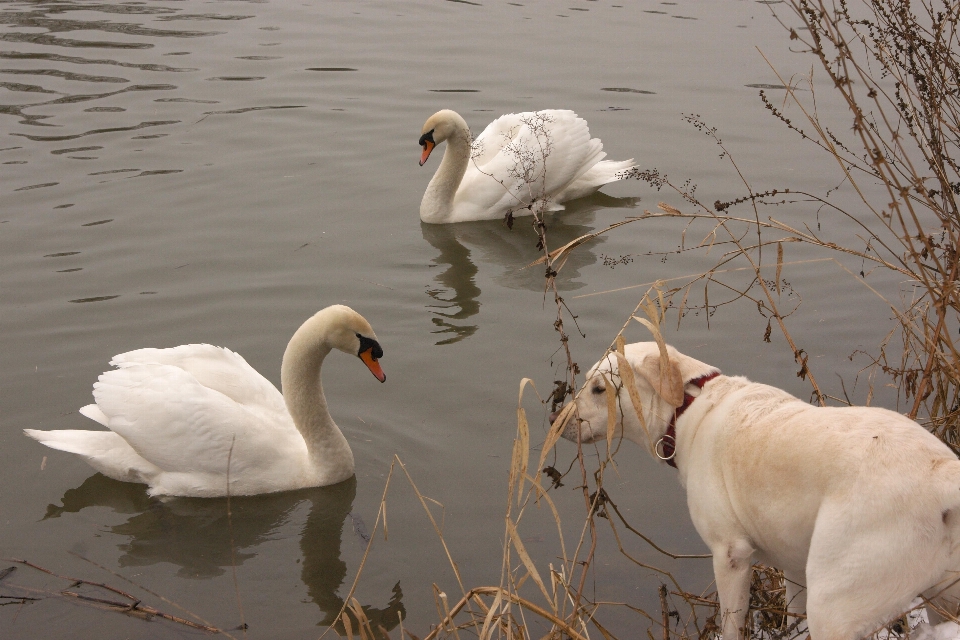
[23,428,159,483]
[556,158,637,202]
[79,403,109,427]
[602,157,639,178]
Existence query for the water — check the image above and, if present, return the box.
[0,0,901,637]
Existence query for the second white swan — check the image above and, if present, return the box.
[25,305,385,497]
[418,109,636,224]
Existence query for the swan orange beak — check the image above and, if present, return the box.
[420,140,437,167]
[419,139,435,166]
[360,348,386,383]
[419,129,436,166]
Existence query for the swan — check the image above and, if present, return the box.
[25,305,386,498]
[418,109,636,224]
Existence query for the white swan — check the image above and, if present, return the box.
[418,109,636,224]
[25,305,386,498]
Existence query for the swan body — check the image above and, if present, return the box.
[25,305,386,498]
[418,109,636,224]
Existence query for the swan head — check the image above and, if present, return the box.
[419,109,469,166]
[316,305,386,383]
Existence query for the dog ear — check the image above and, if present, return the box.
[635,352,684,408]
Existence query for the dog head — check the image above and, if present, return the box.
[554,342,718,457]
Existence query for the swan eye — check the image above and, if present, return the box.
[419,129,435,147]
[356,334,383,360]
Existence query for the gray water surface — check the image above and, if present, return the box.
[1,1,896,637]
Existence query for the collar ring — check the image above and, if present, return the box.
[655,434,676,461]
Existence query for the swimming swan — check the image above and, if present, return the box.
[25,305,385,497]
[418,109,636,224]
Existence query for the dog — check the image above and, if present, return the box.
[553,341,960,640]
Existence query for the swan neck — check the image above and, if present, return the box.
[280,318,347,460]
[421,128,471,224]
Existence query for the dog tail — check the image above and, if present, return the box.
[934,459,960,550]
[922,458,960,606]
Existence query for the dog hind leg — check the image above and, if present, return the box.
[713,539,754,640]
[805,501,943,640]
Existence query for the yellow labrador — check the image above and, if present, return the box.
[554,342,960,640]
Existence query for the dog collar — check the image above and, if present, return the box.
[657,371,721,469]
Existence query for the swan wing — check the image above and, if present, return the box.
[469,112,532,167]
[91,363,302,477]
[457,110,607,218]
[529,110,607,194]
[111,344,287,416]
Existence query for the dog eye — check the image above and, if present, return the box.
[592,385,604,395]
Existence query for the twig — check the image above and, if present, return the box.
[1,558,222,633]
[67,552,232,637]
[226,437,247,635]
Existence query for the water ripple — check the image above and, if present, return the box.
[130,169,182,178]
[0,68,129,83]
[51,146,103,155]
[155,13,255,22]
[4,84,177,127]
[4,16,222,40]
[69,295,120,303]
[0,32,153,50]
[602,87,656,94]
[155,97,219,104]
[199,105,305,117]
[12,120,180,142]
[15,182,58,191]
[0,51,196,73]
[31,3,178,17]
[88,169,139,176]
[0,81,58,94]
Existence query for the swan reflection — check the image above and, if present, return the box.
[420,193,639,345]
[44,474,403,633]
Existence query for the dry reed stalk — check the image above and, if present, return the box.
[322,457,398,640]
[226,437,247,635]
[420,587,589,640]
[766,0,960,434]
[0,557,228,635]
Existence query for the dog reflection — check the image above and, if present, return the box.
[44,474,403,634]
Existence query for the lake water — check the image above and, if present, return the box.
[0,0,901,638]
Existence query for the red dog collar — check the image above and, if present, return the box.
[657,371,721,469]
